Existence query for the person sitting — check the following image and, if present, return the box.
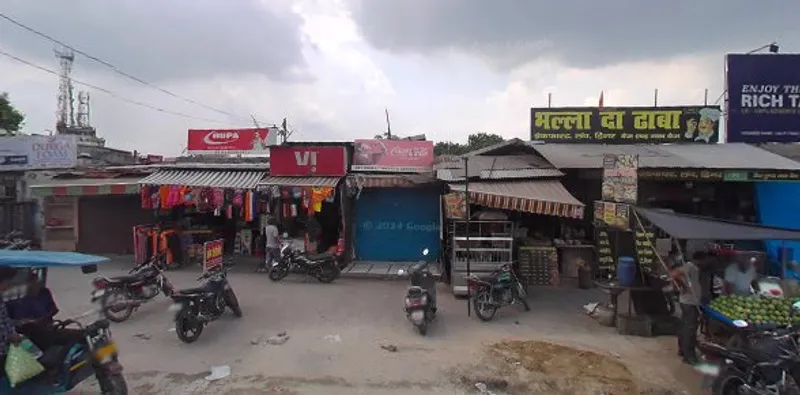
[723,257,758,296]
[7,272,82,352]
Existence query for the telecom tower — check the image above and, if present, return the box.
[54,46,105,147]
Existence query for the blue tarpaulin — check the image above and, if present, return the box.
[755,182,800,275]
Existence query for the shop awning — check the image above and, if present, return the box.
[139,169,265,189]
[29,177,142,197]
[258,176,341,188]
[634,207,800,240]
[448,180,585,219]
[349,174,437,188]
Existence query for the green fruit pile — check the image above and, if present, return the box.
[709,295,800,326]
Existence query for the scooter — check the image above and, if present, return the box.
[398,248,437,335]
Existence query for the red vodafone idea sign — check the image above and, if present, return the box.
[269,146,347,176]
[187,128,276,154]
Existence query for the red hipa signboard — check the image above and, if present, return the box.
[352,139,433,173]
[187,128,277,154]
[269,146,347,177]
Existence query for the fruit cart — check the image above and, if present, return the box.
[700,295,800,344]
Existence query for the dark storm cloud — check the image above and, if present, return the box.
[0,0,307,82]
[347,0,799,69]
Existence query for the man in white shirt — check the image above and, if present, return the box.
[724,257,758,296]
[257,218,281,273]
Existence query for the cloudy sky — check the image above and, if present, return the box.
[1,0,798,156]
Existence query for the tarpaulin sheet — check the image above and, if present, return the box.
[634,207,800,241]
[755,182,800,273]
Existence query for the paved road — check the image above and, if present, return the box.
[39,259,700,394]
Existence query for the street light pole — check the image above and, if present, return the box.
[463,155,471,316]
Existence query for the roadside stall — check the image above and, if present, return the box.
[258,143,349,257]
[627,207,800,342]
[135,164,266,268]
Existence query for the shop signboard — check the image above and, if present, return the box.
[593,200,630,230]
[726,54,800,143]
[638,168,800,182]
[601,154,638,204]
[0,135,77,171]
[443,192,467,219]
[203,239,224,272]
[530,106,721,144]
[594,228,615,271]
[269,146,347,176]
[186,128,278,155]
[352,139,434,172]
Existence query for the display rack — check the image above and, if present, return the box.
[449,220,513,295]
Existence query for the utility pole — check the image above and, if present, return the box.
[385,108,392,139]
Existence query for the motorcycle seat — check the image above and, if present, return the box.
[174,286,212,296]
[106,273,148,283]
[306,253,335,261]
[407,286,426,295]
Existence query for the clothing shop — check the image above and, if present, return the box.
[135,164,267,267]
[348,139,441,262]
[258,143,349,257]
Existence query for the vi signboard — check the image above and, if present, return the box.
[269,146,347,176]
[530,106,721,144]
[726,54,800,143]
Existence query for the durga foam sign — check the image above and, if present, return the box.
[0,135,77,170]
[352,139,433,173]
[186,128,278,154]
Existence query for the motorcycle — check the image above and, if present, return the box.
[169,266,242,344]
[465,264,530,321]
[91,254,174,323]
[398,248,437,335]
[268,235,340,283]
[698,314,800,395]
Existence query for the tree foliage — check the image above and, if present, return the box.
[0,93,25,134]
[434,133,505,156]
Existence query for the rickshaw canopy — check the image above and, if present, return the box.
[0,250,110,268]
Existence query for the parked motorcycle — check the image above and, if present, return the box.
[398,248,437,335]
[698,313,800,394]
[169,266,242,343]
[465,264,530,321]
[92,254,174,323]
[269,235,340,283]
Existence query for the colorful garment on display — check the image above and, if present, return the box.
[310,187,334,213]
[226,204,233,219]
[233,190,244,207]
[212,189,224,208]
[166,186,180,209]
[140,186,152,209]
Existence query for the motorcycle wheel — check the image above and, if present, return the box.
[711,368,747,395]
[101,288,135,323]
[100,373,129,395]
[515,283,531,311]
[224,289,243,318]
[315,266,339,283]
[417,321,428,336]
[268,265,290,282]
[472,290,497,322]
[175,307,203,344]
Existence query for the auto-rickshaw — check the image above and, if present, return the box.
[0,250,128,395]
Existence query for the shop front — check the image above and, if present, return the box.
[258,143,349,257]
[27,171,148,253]
[136,164,267,267]
[436,139,586,295]
[349,139,440,262]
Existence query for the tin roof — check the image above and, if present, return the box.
[532,143,800,170]
[139,169,265,189]
[448,179,584,218]
[258,176,341,187]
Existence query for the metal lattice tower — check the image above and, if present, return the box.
[76,91,91,127]
[55,46,75,131]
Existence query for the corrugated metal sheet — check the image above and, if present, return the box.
[258,176,341,187]
[435,154,562,181]
[29,177,143,188]
[532,143,800,170]
[449,180,584,218]
[139,169,265,189]
[760,144,800,162]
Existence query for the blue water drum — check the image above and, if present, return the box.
[617,256,636,286]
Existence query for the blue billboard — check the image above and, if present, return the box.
[726,54,800,143]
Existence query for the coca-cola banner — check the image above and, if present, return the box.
[352,140,434,173]
[269,146,347,176]
[187,128,278,154]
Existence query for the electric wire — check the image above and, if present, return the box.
[0,48,235,125]
[0,11,269,124]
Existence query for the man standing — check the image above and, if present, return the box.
[670,251,714,365]
[724,256,758,296]
[258,218,281,273]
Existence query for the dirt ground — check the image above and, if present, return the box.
[45,258,702,394]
